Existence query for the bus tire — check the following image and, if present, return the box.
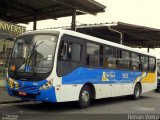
[132,83,141,100]
[77,85,91,109]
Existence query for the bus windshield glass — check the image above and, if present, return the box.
[9,34,58,76]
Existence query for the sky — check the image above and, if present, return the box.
[19,0,160,58]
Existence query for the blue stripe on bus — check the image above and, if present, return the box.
[62,67,143,84]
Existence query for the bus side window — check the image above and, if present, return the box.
[149,57,156,72]
[118,50,130,69]
[131,53,140,71]
[104,46,117,69]
[68,42,81,62]
[141,56,149,71]
[86,42,102,67]
[59,41,81,62]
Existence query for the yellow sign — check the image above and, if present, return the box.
[0,20,26,36]
[102,72,108,81]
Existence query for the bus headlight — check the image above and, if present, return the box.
[8,78,14,89]
[39,79,53,90]
[7,78,19,89]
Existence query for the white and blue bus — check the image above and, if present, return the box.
[7,30,157,108]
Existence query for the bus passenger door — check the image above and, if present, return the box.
[57,34,86,76]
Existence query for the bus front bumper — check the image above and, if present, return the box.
[7,86,57,102]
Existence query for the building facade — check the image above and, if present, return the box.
[0,20,26,80]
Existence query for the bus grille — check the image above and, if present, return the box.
[19,86,38,92]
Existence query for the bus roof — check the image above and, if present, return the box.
[22,29,156,57]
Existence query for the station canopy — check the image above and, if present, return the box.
[0,0,106,23]
[75,22,160,48]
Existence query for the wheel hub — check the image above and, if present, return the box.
[82,90,89,102]
[135,87,140,97]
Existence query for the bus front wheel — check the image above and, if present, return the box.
[77,85,91,109]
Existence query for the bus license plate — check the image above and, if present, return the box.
[18,91,27,96]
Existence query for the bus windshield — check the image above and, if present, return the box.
[9,34,58,79]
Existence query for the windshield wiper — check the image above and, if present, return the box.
[13,41,44,75]
[25,41,44,74]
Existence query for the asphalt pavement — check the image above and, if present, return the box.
[0,90,160,120]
